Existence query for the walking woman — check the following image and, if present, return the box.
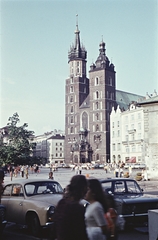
[52,175,89,240]
[85,178,108,240]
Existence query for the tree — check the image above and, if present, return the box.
[0,113,36,166]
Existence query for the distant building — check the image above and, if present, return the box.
[33,130,65,165]
[64,21,144,164]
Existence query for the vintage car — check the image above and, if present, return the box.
[1,179,64,237]
[0,204,7,236]
[100,178,158,227]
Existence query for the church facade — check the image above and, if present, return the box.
[64,22,143,164]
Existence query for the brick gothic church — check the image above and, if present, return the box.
[64,22,142,164]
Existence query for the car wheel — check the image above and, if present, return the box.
[27,212,41,237]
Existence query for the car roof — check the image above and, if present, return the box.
[5,178,60,185]
[100,178,136,182]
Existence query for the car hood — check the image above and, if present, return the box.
[27,194,63,206]
[116,193,158,204]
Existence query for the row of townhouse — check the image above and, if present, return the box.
[110,91,158,178]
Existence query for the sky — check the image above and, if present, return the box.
[1,0,158,136]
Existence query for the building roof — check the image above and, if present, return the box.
[116,90,144,110]
[138,95,158,105]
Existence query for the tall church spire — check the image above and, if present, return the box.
[74,14,81,52]
[68,15,87,62]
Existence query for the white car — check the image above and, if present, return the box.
[1,179,63,237]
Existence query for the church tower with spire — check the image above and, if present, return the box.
[64,17,89,163]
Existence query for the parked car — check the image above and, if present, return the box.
[100,178,158,227]
[0,204,7,236]
[1,179,64,237]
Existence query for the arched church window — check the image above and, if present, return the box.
[96,113,99,121]
[96,124,99,131]
[96,154,99,161]
[70,127,73,133]
[70,106,74,113]
[70,86,73,93]
[96,102,99,110]
[96,91,99,99]
[82,112,88,129]
[70,116,74,123]
[95,77,99,85]
[70,96,73,103]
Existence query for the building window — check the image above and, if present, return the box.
[117,130,120,137]
[70,96,73,103]
[70,127,73,133]
[60,153,62,157]
[112,131,114,138]
[95,77,99,85]
[96,91,99,99]
[70,116,74,123]
[71,77,73,84]
[138,122,141,130]
[112,122,114,128]
[96,124,99,131]
[117,121,119,127]
[56,148,58,151]
[117,143,120,151]
[96,102,99,110]
[56,153,58,157]
[70,106,74,113]
[60,143,62,146]
[112,144,115,151]
[70,86,73,93]
[56,143,58,146]
[96,113,99,121]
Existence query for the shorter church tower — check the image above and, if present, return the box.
[89,40,116,162]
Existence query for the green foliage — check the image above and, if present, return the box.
[0,113,36,166]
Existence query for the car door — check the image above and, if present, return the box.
[5,184,25,224]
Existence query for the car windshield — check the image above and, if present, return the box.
[24,181,64,196]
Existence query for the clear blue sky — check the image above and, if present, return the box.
[1,0,158,135]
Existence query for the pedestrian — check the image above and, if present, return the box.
[115,166,119,178]
[48,171,54,179]
[79,165,82,174]
[0,169,5,203]
[21,165,24,178]
[25,166,29,179]
[119,168,123,178]
[85,178,108,240]
[75,165,79,175]
[52,175,88,240]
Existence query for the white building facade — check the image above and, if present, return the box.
[110,91,158,178]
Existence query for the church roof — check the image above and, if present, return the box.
[116,90,144,110]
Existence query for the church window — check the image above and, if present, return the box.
[96,102,99,110]
[96,91,99,99]
[96,124,99,131]
[96,154,99,160]
[70,96,73,103]
[109,76,112,86]
[106,91,109,99]
[70,127,73,133]
[84,87,86,93]
[70,106,74,113]
[82,112,88,129]
[70,116,74,123]
[95,77,99,85]
[70,86,73,93]
[71,77,73,84]
[96,113,99,121]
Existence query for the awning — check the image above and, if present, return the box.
[126,157,136,163]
